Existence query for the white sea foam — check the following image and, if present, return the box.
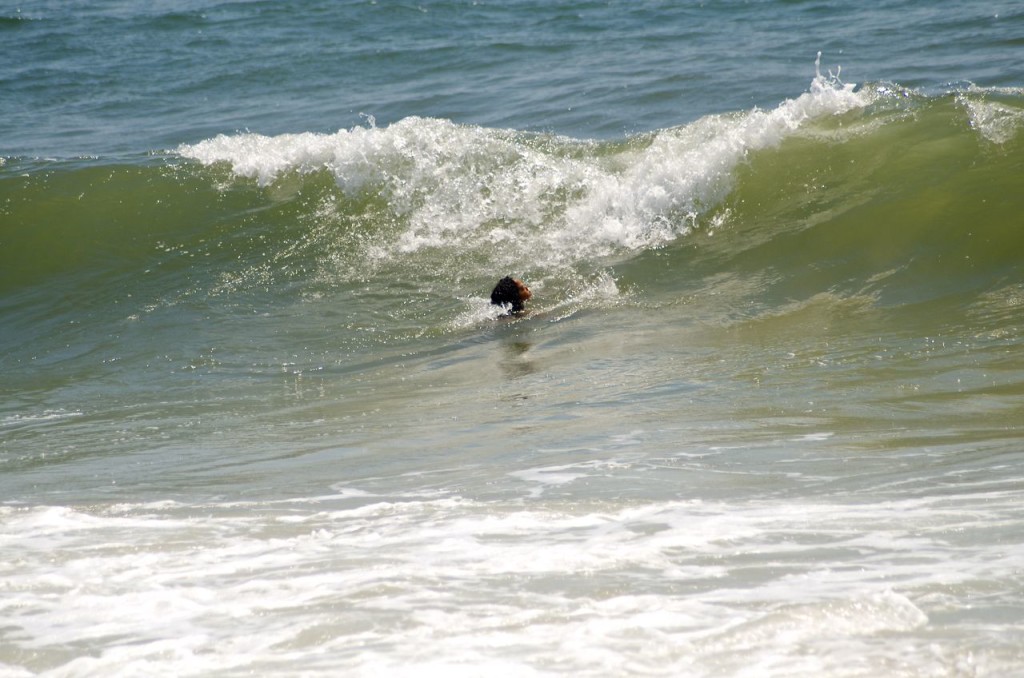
[557,64,868,256]
[958,88,1024,145]
[0,408,83,431]
[1,491,1020,676]
[177,71,872,273]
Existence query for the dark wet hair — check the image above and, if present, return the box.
[491,276,527,313]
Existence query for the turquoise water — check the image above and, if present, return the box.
[3,2,1024,675]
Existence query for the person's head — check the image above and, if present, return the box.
[490,276,532,314]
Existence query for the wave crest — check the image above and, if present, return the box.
[177,71,873,272]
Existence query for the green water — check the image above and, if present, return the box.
[3,86,1022,501]
[3,70,1024,675]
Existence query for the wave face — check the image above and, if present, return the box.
[4,77,1022,338]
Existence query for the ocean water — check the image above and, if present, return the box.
[2,1,1024,675]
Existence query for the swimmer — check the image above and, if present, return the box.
[490,276,532,316]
